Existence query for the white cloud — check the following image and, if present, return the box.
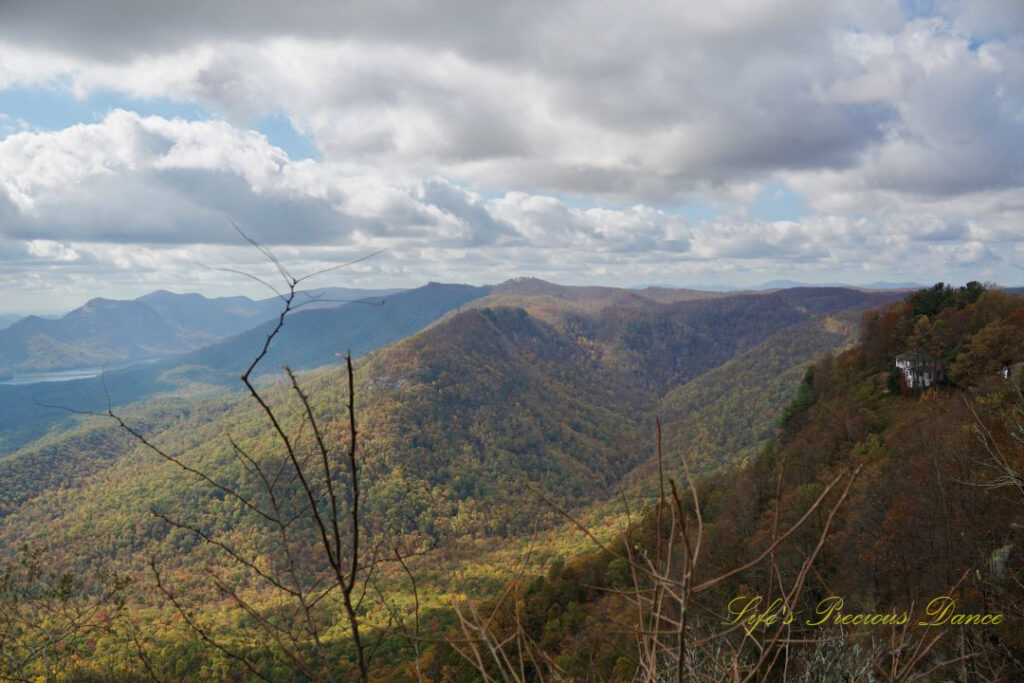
[0,0,1021,310]
[2,3,1020,206]
[25,239,79,261]
[0,108,1020,300]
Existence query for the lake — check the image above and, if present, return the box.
[0,358,160,385]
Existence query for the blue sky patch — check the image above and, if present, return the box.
[0,85,322,162]
[0,86,211,133]
[748,185,806,222]
[252,113,321,161]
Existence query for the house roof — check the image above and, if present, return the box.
[896,348,937,363]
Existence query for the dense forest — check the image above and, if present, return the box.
[444,282,1024,680]
[1,282,1021,680]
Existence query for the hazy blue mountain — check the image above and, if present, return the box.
[0,314,24,330]
[758,279,923,290]
[179,282,489,379]
[285,286,403,308]
[0,299,193,375]
[0,282,488,453]
[136,287,400,338]
[651,280,925,292]
[134,291,282,338]
[0,288,404,377]
[861,280,926,289]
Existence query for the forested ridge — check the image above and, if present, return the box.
[6,282,1020,680]
[1,285,892,547]
[453,283,1024,680]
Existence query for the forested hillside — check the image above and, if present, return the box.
[451,283,1024,680]
[0,282,911,680]
[1,285,889,545]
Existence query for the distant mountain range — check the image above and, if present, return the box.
[5,279,1016,369]
[0,287,400,377]
[0,280,902,540]
[652,279,926,292]
[177,282,488,378]
[2,276,1021,678]
[1,278,989,456]
[0,282,486,452]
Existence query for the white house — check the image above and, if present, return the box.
[895,349,941,389]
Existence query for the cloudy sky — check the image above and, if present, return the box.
[1,0,1022,312]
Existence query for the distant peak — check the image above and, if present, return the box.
[82,297,117,306]
[138,290,207,301]
[493,277,560,293]
[422,281,481,290]
[501,276,554,286]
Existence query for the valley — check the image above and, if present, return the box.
[4,2,1021,678]
[1,279,1021,680]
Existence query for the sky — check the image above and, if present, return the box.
[0,1,1022,313]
